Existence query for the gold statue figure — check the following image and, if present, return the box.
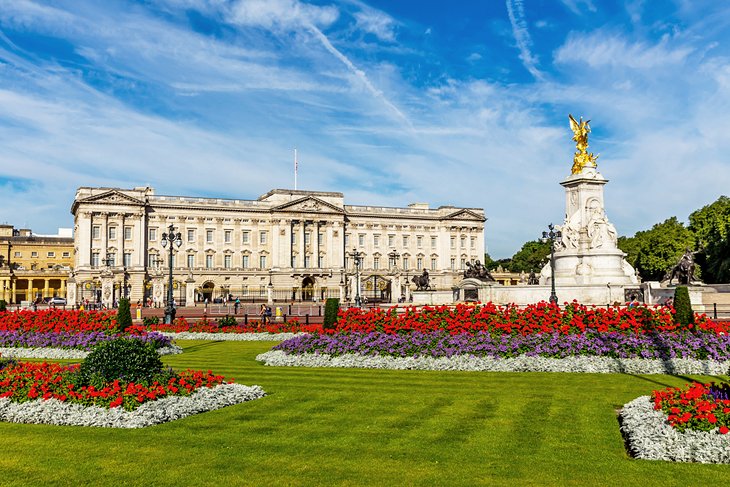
[568,114,598,174]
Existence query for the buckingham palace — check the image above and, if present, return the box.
[68,186,485,307]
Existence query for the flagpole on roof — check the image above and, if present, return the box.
[294,148,298,190]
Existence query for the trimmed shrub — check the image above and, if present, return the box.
[117,297,132,333]
[218,315,237,327]
[75,337,164,387]
[673,286,694,328]
[323,298,340,331]
[143,315,160,326]
[0,300,6,312]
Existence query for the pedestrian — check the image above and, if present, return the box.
[234,298,240,315]
[204,297,209,311]
[260,303,268,326]
[266,305,272,323]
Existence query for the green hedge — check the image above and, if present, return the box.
[323,298,340,331]
[673,286,694,328]
[117,298,132,333]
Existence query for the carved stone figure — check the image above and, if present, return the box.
[527,271,539,285]
[586,201,617,249]
[411,269,431,291]
[556,210,581,249]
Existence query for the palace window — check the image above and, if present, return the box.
[187,229,195,242]
[187,254,194,268]
[291,255,297,267]
[91,252,99,267]
[417,236,423,248]
[124,226,132,240]
[450,258,456,270]
[13,251,21,258]
[345,234,350,246]
[471,237,477,249]
[242,255,249,269]
[206,229,214,243]
[242,231,250,244]
[47,251,55,258]
[402,257,409,270]
[450,236,455,248]
[373,234,380,247]
[358,234,365,246]
[123,253,131,267]
[149,228,157,241]
[431,258,437,271]
[224,255,231,269]
[62,252,70,258]
[318,255,324,268]
[417,257,423,270]
[92,225,100,240]
[108,227,116,240]
[31,251,38,258]
[403,235,409,247]
[388,235,395,247]
[304,255,310,268]
[373,257,380,270]
[431,236,437,248]
[259,255,267,268]
[259,231,267,245]
[460,236,466,248]
[304,232,311,245]
[224,230,232,244]
[205,255,213,269]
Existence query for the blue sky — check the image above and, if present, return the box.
[1,0,729,258]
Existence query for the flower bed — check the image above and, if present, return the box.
[257,350,728,375]
[620,381,730,463]
[0,360,264,427]
[333,302,726,335]
[652,382,730,433]
[0,309,117,333]
[0,310,174,353]
[270,330,730,361]
[134,316,320,334]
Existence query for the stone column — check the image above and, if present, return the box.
[43,279,50,299]
[185,275,196,306]
[61,279,67,298]
[300,221,306,268]
[11,279,17,304]
[27,279,33,303]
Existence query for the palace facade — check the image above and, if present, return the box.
[70,187,485,306]
[0,225,74,304]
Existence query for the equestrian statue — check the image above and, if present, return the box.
[411,269,431,291]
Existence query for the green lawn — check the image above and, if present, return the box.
[2,340,730,486]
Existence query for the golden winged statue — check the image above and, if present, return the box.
[568,114,598,174]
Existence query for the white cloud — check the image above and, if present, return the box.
[554,31,693,68]
[505,0,544,80]
[226,0,338,30]
[560,0,597,15]
[353,9,397,42]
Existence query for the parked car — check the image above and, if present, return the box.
[48,297,67,306]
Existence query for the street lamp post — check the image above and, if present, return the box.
[347,248,363,308]
[541,223,562,305]
[160,224,182,324]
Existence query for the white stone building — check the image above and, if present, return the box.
[69,187,485,307]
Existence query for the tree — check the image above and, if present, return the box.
[688,196,730,283]
[632,217,695,281]
[509,240,551,273]
[617,235,642,268]
[116,297,133,333]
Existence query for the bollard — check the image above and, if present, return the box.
[283,314,287,323]
[306,314,309,325]
[288,304,292,315]
[318,306,322,316]
[714,303,718,320]
[244,314,248,326]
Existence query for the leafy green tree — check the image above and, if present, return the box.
[688,196,730,283]
[482,253,495,270]
[633,217,695,281]
[617,235,642,268]
[509,240,550,273]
